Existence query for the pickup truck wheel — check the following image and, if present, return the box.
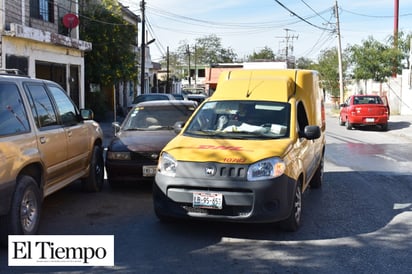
[8,176,41,237]
[338,116,345,126]
[280,181,302,232]
[82,145,104,192]
[380,123,388,131]
[310,156,323,189]
[345,120,353,130]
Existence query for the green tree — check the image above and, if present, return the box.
[296,57,315,70]
[247,46,275,61]
[80,1,138,86]
[174,34,237,65]
[387,31,412,71]
[349,36,401,83]
[313,47,348,98]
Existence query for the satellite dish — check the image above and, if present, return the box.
[62,13,79,29]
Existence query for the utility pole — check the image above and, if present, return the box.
[186,45,191,86]
[276,29,298,66]
[393,0,399,77]
[334,0,344,103]
[166,46,169,93]
[140,0,146,94]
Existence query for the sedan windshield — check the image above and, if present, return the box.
[122,105,194,130]
[185,100,290,139]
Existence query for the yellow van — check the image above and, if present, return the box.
[153,69,325,231]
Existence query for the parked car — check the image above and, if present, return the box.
[128,93,175,112]
[0,71,104,245]
[339,94,390,130]
[106,100,197,187]
[171,93,188,100]
[187,93,208,105]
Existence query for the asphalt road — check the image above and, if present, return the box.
[1,114,412,273]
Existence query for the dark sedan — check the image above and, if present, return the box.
[106,100,197,187]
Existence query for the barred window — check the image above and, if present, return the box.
[30,0,54,23]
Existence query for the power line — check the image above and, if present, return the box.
[341,8,412,18]
[273,0,333,32]
[300,0,331,23]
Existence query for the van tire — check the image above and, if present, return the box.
[310,156,324,189]
[280,181,302,232]
[82,145,104,192]
[3,176,42,242]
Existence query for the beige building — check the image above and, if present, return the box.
[0,0,91,108]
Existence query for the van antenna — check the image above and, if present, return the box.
[246,71,253,98]
[245,71,264,98]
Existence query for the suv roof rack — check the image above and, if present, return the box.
[0,69,29,77]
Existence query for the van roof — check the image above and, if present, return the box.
[212,69,317,102]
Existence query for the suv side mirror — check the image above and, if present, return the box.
[80,109,94,120]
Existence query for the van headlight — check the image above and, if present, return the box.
[158,152,177,177]
[247,157,286,181]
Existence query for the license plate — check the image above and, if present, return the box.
[193,192,223,209]
[365,118,375,123]
[142,165,157,177]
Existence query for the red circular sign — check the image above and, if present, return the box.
[62,13,79,29]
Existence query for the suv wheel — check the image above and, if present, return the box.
[9,176,41,236]
[82,145,104,192]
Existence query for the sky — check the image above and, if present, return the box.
[119,0,412,62]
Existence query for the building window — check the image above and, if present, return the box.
[30,0,54,23]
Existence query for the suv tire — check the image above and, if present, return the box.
[82,145,104,192]
[1,176,42,245]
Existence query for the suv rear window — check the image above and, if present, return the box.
[24,84,58,128]
[0,82,30,136]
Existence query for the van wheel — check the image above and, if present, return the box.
[82,145,104,192]
[310,156,323,189]
[6,176,41,239]
[280,181,302,232]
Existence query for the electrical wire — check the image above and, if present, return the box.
[300,0,331,23]
[273,0,333,32]
[341,8,412,18]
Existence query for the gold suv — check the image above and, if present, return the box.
[0,72,104,245]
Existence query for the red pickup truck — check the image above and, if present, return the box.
[339,95,390,131]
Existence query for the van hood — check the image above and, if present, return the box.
[163,135,293,164]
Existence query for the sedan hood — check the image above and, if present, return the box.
[109,130,177,152]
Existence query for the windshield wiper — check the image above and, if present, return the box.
[124,128,145,131]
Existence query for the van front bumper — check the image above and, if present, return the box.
[153,172,297,223]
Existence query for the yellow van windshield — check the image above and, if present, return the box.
[185,100,290,139]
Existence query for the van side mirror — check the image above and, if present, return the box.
[302,125,321,140]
